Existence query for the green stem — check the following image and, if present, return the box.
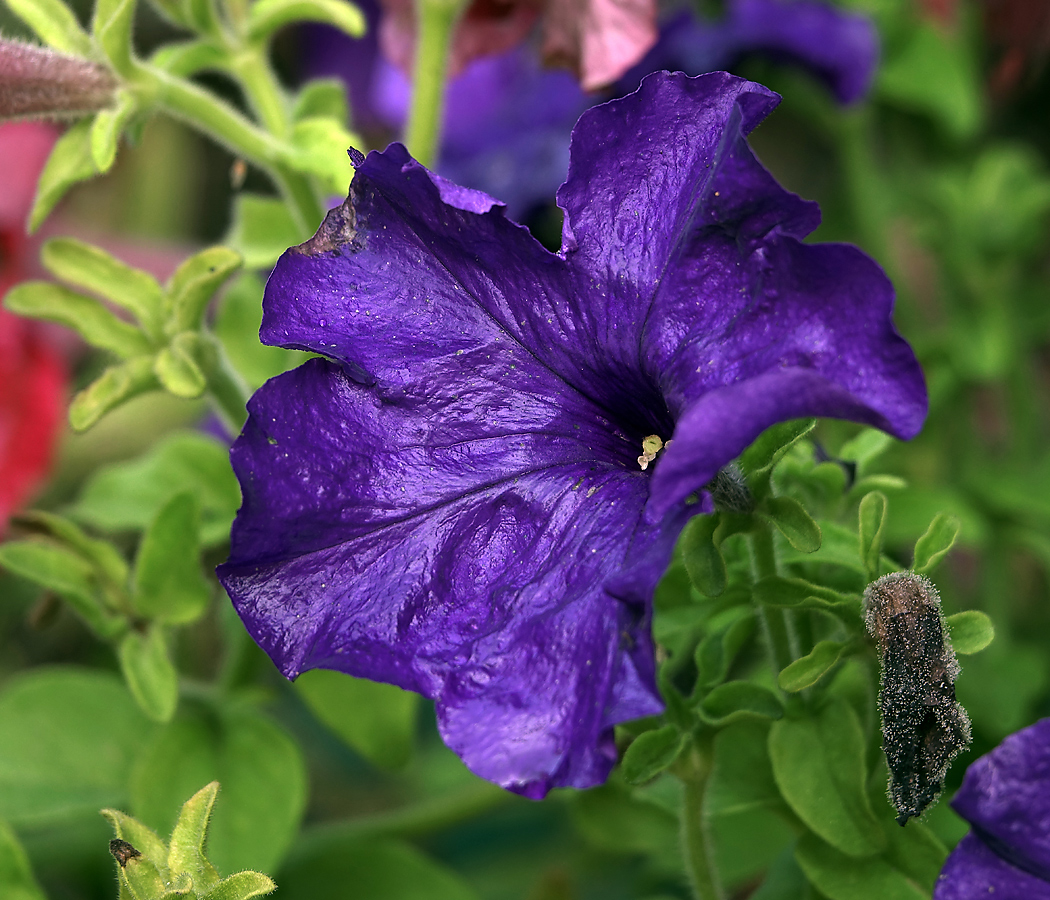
[676,738,725,900]
[287,782,512,864]
[199,333,251,433]
[404,0,468,167]
[229,50,291,137]
[750,524,796,674]
[138,64,322,234]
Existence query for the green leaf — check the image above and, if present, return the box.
[278,838,478,900]
[292,78,349,123]
[4,0,93,56]
[117,852,170,900]
[214,273,306,389]
[246,0,365,44]
[130,704,306,875]
[858,491,888,579]
[741,420,816,475]
[838,429,893,475]
[90,90,138,173]
[620,725,685,785]
[877,22,982,140]
[101,808,169,868]
[752,576,862,619]
[10,510,129,590]
[778,641,847,692]
[568,782,679,859]
[0,668,155,826]
[70,356,159,431]
[226,194,304,269]
[119,626,179,723]
[205,871,277,900]
[154,334,207,398]
[93,0,137,74]
[0,540,122,638]
[28,118,98,232]
[693,612,755,693]
[295,669,418,770]
[150,39,228,76]
[707,721,782,817]
[912,513,960,575]
[69,431,240,547]
[5,281,151,358]
[680,514,726,597]
[285,116,359,195]
[698,681,783,728]
[795,833,927,900]
[165,246,243,333]
[133,493,210,625]
[946,610,994,655]
[40,237,164,339]
[769,700,885,858]
[761,496,821,553]
[167,782,221,891]
[0,819,46,900]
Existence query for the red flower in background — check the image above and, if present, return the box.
[0,122,67,530]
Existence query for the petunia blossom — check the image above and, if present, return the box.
[935,718,1050,900]
[304,0,878,216]
[0,122,67,531]
[218,71,926,797]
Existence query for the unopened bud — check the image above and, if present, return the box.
[864,572,971,825]
[0,40,118,121]
[108,838,141,867]
[708,462,754,513]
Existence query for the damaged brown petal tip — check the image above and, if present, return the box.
[0,39,118,122]
[864,571,972,826]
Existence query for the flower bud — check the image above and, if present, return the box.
[864,571,971,824]
[0,40,118,121]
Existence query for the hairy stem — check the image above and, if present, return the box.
[676,738,725,900]
[751,523,796,674]
[404,0,468,167]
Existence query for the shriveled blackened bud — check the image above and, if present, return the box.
[708,462,754,513]
[864,572,971,825]
[109,839,141,867]
[0,40,118,121]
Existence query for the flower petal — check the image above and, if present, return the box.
[949,718,1050,881]
[218,359,680,795]
[935,833,1050,900]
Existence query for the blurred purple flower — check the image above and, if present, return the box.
[303,0,878,215]
[935,719,1050,900]
[218,72,925,797]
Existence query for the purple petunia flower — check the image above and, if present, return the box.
[935,719,1050,900]
[218,71,926,798]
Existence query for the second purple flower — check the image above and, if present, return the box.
[218,71,927,798]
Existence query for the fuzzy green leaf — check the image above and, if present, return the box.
[292,78,349,123]
[41,237,164,338]
[154,335,207,398]
[778,641,847,693]
[246,0,365,43]
[90,90,138,173]
[698,681,783,728]
[226,194,303,269]
[5,0,93,56]
[204,871,277,900]
[795,832,928,900]
[119,626,179,723]
[762,496,821,553]
[0,818,46,900]
[693,612,755,694]
[769,700,885,858]
[167,782,221,891]
[102,808,169,868]
[10,510,128,589]
[284,116,359,195]
[93,0,137,74]
[946,610,995,655]
[620,725,685,785]
[70,356,158,431]
[913,513,961,575]
[858,491,888,580]
[680,514,726,597]
[295,669,418,770]
[28,118,97,232]
[5,281,151,358]
[133,493,210,625]
[166,246,243,332]
[149,39,227,76]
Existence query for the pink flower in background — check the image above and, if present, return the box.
[0,122,67,530]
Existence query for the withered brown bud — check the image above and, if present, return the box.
[0,39,118,121]
[864,572,971,825]
[108,838,141,867]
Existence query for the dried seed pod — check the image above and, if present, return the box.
[864,572,971,825]
[108,838,141,867]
